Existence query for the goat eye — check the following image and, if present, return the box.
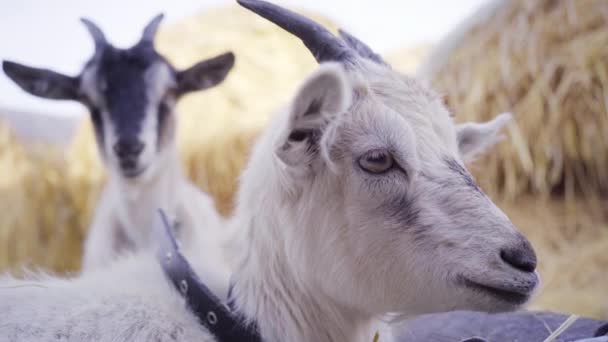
[358,149,394,174]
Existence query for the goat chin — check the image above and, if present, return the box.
[81,147,226,275]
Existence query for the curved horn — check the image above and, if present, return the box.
[139,13,164,45]
[338,29,387,66]
[237,0,353,63]
[80,18,107,54]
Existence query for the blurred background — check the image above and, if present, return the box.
[0,0,607,319]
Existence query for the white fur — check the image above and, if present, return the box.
[0,62,537,342]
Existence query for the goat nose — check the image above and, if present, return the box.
[500,237,537,273]
[113,139,144,159]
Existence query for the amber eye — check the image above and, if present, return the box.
[358,149,394,174]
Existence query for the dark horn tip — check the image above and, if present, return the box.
[149,13,165,24]
[237,0,263,9]
[224,51,236,61]
[213,52,236,69]
[2,61,19,74]
[79,17,94,25]
[226,52,236,67]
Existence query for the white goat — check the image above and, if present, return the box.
[0,1,540,341]
[2,15,234,271]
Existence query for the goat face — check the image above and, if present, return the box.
[274,62,539,318]
[2,15,234,180]
[236,0,538,317]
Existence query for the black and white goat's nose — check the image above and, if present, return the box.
[500,236,537,273]
[113,139,144,159]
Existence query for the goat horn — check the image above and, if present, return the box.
[80,18,108,54]
[338,29,387,66]
[237,0,353,63]
[139,13,164,46]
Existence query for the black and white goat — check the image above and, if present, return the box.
[2,15,234,272]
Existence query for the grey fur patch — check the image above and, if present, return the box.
[382,192,420,227]
[444,157,482,193]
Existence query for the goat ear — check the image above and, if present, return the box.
[276,63,351,168]
[456,112,512,162]
[2,61,80,100]
[176,52,235,96]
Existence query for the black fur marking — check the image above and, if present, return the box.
[382,192,420,227]
[444,157,482,193]
[88,105,105,156]
[94,45,174,144]
[157,100,170,150]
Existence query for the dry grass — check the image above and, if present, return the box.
[499,197,608,318]
[0,2,607,320]
[430,0,608,200]
[0,121,103,273]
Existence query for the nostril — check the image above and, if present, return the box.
[113,140,144,158]
[500,247,537,273]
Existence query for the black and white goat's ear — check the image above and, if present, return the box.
[176,52,235,96]
[2,61,80,100]
[276,63,351,168]
[456,112,512,162]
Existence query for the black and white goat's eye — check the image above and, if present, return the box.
[358,149,394,174]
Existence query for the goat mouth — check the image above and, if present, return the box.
[121,165,146,178]
[461,278,531,305]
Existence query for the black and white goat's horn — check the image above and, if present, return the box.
[139,13,165,46]
[338,29,387,66]
[237,0,354,63]
[80,18,108,54]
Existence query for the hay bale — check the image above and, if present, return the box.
[418,0,608,319]
[427,0,608,200]
[0,119,103,273]
[500,198,608,319]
